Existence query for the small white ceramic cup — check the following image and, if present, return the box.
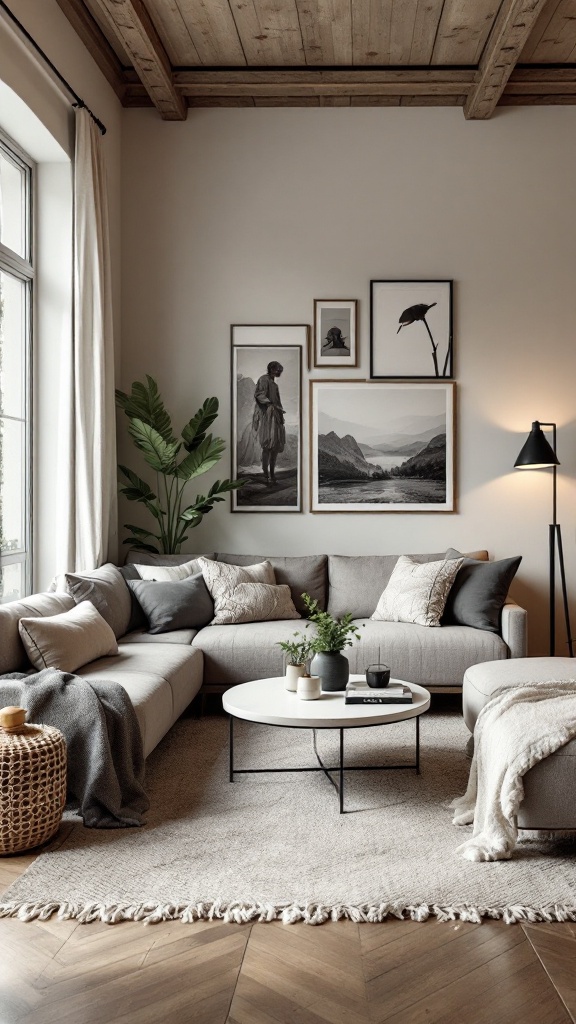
[297,675,322,700]
[285,664,306,692]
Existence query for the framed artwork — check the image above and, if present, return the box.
[231,325,306,512]
[370,280,453,379]
[313,300,358,368]
[309,380,455,513]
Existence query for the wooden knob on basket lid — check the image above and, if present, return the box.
[0,707,27,732]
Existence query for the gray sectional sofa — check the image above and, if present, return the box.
[0,549,527,759]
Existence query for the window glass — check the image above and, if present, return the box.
[0,270,26,419]
[0,148,27,260]
[0,560,24,604]
[0,418,25,555]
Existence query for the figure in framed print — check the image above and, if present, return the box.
[314,300,358,368]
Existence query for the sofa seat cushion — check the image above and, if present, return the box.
[121,628,197,645]
[346,620,508,688]
[76,643,203,757]
[192,620,312,686]
[215,553,327,614]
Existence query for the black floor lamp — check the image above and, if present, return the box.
[514,421,574,658]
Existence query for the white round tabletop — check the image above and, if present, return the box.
[222,675,430,729]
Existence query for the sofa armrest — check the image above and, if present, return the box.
[501,599,528,658]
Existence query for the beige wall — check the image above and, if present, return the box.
[121,106,576,655]
[0,0,122,585]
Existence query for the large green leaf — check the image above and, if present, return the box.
[175,435,225,480]
[178,477,243,523]
[128,419,180,474]
[118,465,157,504]
[121,536,160,554]
[123,524,161,542]
[181,397,219,452]
[116,376,175,443]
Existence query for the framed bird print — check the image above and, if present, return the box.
[313,299,358,368]
[370,280,453,379]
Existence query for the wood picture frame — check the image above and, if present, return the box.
[313,299,358,368]
[231,326,306,513]
[309,379,455,513]
[370,280,453,380]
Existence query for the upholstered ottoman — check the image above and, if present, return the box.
[463,658,576,829]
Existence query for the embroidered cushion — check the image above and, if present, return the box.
[372,555,463,627]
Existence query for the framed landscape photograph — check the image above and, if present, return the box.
[310,380,455,513]
[231,326,305,513]
[313,299,358,368]
[370,280,453,379]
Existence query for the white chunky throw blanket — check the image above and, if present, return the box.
[451,681,576,861]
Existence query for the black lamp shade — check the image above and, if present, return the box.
[514,421,559,469]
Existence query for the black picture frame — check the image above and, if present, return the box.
[370,280,453,380]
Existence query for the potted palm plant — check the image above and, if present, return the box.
[302,592,362,692]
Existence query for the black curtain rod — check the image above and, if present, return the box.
[0,0,107,134]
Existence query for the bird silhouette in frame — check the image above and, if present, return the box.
[396,301,446,377]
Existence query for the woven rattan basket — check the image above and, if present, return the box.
[0,706,67,855]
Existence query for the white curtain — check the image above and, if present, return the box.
[58,107,117,572]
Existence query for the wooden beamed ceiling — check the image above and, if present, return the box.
[55,0,576,119]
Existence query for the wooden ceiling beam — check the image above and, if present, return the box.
[54,0,126,101]
[89,0,187,119]
[464,0,551,119]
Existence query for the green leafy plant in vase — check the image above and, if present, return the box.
[116,376,243,554]
[277,633,314,691]
[301,592,362,692]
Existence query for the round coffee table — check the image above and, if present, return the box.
[223,675,430,813]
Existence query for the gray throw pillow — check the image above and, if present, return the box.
[126,573,214,634]
[442,549,522,633]
[63,563,132,639]
[119,565,147,633]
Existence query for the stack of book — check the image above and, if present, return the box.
[345,681,413,705]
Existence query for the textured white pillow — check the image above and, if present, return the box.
[18,601,119,672]
[198,557,299,625]
[372,555,464,627]
[133,558,200,582]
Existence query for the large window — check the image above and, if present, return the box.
[0,133,33,603]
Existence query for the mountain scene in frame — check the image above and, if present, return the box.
[316,385,450,508]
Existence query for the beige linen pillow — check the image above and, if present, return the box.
[133,558,201,582]
[198,557,300,625]
[18,601,119,672]
[372,555,464,627]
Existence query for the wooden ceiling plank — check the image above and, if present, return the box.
[90,0,187,118]
[173,69,474,85]
[54,0,126,100]
[296,0,353,64]
[401,94,462,104]
[178,81,467,96]
[352,0,393,64]
[231,0,305,64]
[83,0,132,63]
[464,0,551,119]
[521,0,576,61]
[410,0,445,63]
[432,0,500,65]
[174,0,246,64]
[144,0,201,65]
[519,0,563,60]
[350,96,401,105]
[389,0,419,65]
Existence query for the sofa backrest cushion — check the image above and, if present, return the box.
[215,553,327,615]
[328,552,450,619]
[124,551,215,567]
[0,593,75,674]
[60,563,132,639]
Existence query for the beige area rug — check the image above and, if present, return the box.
[1,703,576,926]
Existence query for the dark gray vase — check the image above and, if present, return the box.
[310,651,349,692]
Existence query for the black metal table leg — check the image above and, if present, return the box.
[416,714,420,775]
[339,728,344,814]
[229,715,234,782]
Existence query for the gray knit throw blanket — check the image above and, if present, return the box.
[0,669,149,828]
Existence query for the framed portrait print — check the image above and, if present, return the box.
[231,325,305,512]
[370,280,453,379]
[313,300,358,368]
[310,380,455,513]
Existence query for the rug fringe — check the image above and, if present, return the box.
[0,899,575,926]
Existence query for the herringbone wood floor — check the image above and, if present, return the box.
[0,858,575,1024]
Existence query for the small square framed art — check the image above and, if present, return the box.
[313,299,358,368]
[370,280,453,379]
[231,325,307,513]
[309,379,455,513]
